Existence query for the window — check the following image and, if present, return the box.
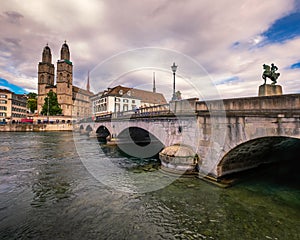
[0,106,7,110]
[123,99,129,103]
[0,100,7,104]
[119,90,123,95]
[67,74,70,88]
[132,100,135,104]
[0,94,7,98]
[0,112,6,116]
[115,103,120,112]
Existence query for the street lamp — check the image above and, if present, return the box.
[47,96,50,123]
[171,62,178,101]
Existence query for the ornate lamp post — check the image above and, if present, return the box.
[47,95,50,123]
[171,62,178,101]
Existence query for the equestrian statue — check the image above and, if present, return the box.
[262,63,280,85]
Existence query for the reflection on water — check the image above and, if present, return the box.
[0,132,299,239]
[99,143,160,172]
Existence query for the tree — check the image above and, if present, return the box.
[41,91,62,115]
[27,92,37,113]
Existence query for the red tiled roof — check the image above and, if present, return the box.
[101,85,167,104]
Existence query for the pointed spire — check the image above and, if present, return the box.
[86,71,90,92]
[153,72,156,93]
[60,41,70,60]
[42,43,52,63]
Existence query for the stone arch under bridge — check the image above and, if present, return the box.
[82,117,198,149]
[200,115,300,178]
[216,136,300,177]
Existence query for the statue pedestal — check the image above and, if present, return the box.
[258,84,282,96]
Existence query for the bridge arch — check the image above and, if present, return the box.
[85,125,93,133]
[216,136,300,177]
[116,126,165,158]
[79,125,84,130]
[96,125,111,141]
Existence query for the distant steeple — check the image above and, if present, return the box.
[153,72,156,93]
[86,71,90,92]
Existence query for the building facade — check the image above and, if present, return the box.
[0,89,27,122]
[91,85,167,116]
[37,42,93,120]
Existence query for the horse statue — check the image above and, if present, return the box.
[262,63,280,85]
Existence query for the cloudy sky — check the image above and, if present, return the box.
[1,0,300,100]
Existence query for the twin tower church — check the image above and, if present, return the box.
[37,42,93,118]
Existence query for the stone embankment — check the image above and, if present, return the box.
[0,123,73,132]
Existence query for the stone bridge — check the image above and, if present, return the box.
[78,94,300,179]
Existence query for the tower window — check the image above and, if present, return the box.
[67,74,70,88]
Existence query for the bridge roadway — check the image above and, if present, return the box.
[79,94,300,179]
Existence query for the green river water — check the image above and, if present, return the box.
[0,132,299,239]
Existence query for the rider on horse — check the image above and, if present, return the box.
[262,63,280,85]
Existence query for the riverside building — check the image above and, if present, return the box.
[0,89,27,122]
[91,85,167,117]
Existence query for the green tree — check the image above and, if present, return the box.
[41,91,62,115]
[27,92,37,113]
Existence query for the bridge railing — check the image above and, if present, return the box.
[111,104,173,119]
[94,99,200,122]
[95,113,112,122]
[195,94,300,116]
[94,104,173,121]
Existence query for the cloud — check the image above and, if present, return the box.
[3,11,23,25]
[0,0,299,100]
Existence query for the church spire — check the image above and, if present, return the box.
[60,41,70,60]
[153,72,156,93]
[42,43,52,63]
[86,71,90,92]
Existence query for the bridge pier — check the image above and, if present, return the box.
[159,144,199,174]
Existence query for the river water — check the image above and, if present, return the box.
[0,132,299,239]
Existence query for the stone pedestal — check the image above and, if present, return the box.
[258,84,282,96]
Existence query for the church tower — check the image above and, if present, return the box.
[56,41,73,116]
[37,44,55,114]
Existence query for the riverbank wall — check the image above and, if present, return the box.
[0,123,73,132]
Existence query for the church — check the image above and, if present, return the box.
[37,42,93,120]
